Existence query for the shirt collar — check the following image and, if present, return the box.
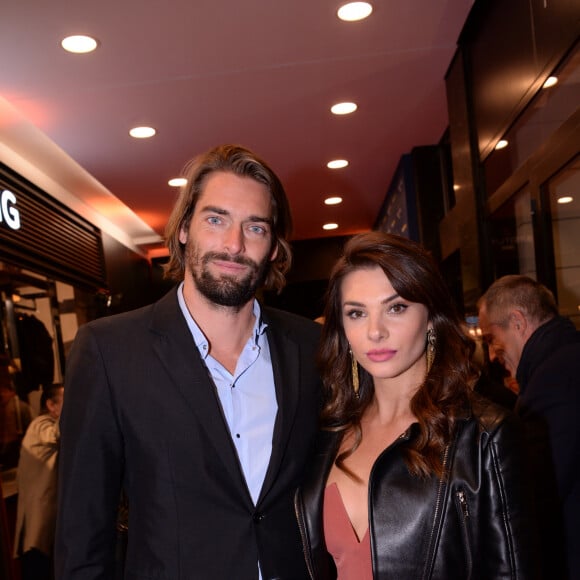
[176,282,268,358]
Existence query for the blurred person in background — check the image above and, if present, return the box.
[0,355,32,472]
[478,275,580,579]
[14,383,63,580]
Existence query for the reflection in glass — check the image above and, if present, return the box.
[548,155,580,328]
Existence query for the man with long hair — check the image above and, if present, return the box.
[55,145,320,579]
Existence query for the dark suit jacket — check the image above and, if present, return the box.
[55,288,321,580]
[516,316,580,580]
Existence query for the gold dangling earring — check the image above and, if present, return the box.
[350,348,360,398]
[426,328,436,373]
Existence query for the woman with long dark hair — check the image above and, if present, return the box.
[295,232,537,579]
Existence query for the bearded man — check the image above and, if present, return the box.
[55,145,321,580]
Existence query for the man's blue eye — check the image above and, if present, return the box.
[249,225,267,235]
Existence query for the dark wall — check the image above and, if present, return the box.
[101,232,156,314]
[410,145,449,261]
[441,49,486,308]
[373,145,450,261]
[287,236,348,284]
[262,236,349,319]
[150,256,176,301]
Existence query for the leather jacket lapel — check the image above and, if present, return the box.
[257,314,300,502]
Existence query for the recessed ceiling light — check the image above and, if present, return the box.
[557,196,573,204]
[168,178,187,187]
[331,102,358,115]
[61,35,98,54]
[337,2,373,22]
[324,196,343,205]
[327,159,349,169]
[323,223,339,230]
[129,126,156,139]
[495,139,508,150]
[543,76,558,89]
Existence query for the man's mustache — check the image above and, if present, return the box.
[202,252,258,269]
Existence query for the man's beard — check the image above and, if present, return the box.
[185,243,270,308]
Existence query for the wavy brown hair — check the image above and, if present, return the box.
[319,232,477,478]
[164,144,292,293]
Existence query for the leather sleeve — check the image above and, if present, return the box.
[294,431,339,580]
[479,412,541,580]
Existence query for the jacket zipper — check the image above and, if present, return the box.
[421,444,450,580]
[456,489,473,577]
[457,489,469,518]
[294,493,316,580]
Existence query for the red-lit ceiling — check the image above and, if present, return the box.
[0,0,474,258]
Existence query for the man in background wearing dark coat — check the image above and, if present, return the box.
[478,275,580,580]
[55,145,321,579]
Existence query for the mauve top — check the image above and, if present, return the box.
[323,483,373,580]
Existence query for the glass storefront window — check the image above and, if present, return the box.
[547,155,580,328]
[489,187,537,279]
[484,43,580,196]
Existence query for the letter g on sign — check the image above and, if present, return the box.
[0,189,21,230]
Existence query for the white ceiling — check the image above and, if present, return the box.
[0,0,474,258]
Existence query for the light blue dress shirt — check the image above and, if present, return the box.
[177,283,278,505]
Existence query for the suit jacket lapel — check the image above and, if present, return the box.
[148,289,247,491]
[258,311,301,501]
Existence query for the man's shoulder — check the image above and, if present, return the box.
[22,412,57,443]
[530,331,580,374]
[29,412,55,427]
[82,288,178,335]
[82,304,153,336]
[527,341,580,392]
[516,340,580,422]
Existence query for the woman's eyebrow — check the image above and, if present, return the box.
[342,293,400,308]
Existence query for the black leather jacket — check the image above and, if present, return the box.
[295,396,539,579]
